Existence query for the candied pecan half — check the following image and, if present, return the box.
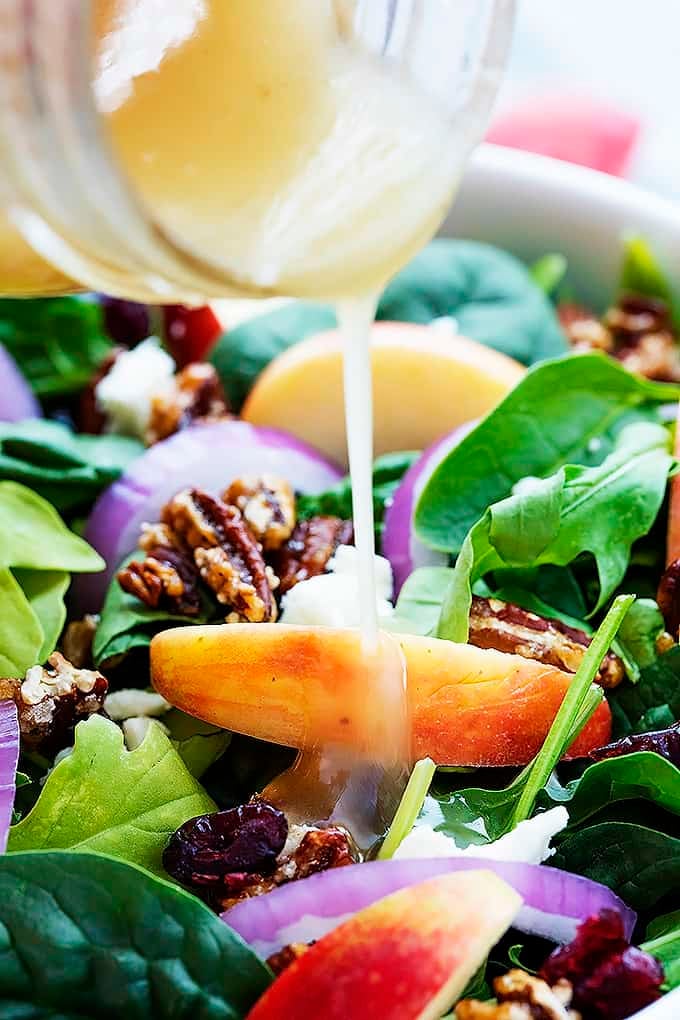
[266,943,309,976]
[223,475,296,552]
[118,522,202,616]
[560,302,614,353]
[0,653,107,756]
[60,614,98,669]
[657,558,680,639]
[469,596,624,688]
[162,489,277,622]
[273,516,354,595]
[457,970,578,1020]
[146,362,229,445]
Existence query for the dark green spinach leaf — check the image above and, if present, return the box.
[0,297,112,397]
[610,646,680,737]
[376,240,567,365]
[0,850,271,1018]
[415,352,680,554]
[616,598,665,674]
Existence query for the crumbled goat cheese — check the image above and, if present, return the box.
[394,806,570,866]
[95,337,175,439]
[104,689,171,722]
[280,545,395,627]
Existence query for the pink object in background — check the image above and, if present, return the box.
[488,96,640,177]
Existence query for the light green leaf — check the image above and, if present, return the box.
[0,482,104,572]
[13,569,69,662]
[379,758,436,859]
[530,253,568,298]
[620,235,678,323]
[0,568,43,676]
[387,566,454,636]
[616,597,665,674]
[164,709,232,778]
[643,910,680,989]
[8,715,216,875]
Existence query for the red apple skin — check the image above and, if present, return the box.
[245,870,521,1020]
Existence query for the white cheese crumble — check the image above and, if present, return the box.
[394,806,570,866]
[104,689,171,722]
[95,337,175,439]
[279,545,395,627]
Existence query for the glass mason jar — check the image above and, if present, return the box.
[0,0,515,303]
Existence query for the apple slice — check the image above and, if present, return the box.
[246,870,521,1020]
[150,624,611,766]
[241,321,524,466]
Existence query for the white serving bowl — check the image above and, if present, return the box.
[445,142,680,307]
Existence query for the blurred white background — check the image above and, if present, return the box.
[496,0,680,197]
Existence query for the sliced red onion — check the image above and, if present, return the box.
[383,422,475,593]
[76,420,342,610]
[224,857,636,957]
[0,700,19,852]
[0,343,41,422]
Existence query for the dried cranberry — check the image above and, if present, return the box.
[540,911,664,1020]
[163,801,288,889]
[99,296,151,347]
[590,722,680,767]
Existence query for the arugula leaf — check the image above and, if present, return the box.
[552,822,680,911]
[13,569,69,663]
[211,302,336,410]
[0,296,112,396]
[376,240,567,365]
[0,569,45,676]
[610,646,680,737]
[643,911,680,990]
[415,353,680,554]
[616,598,665,674]
[93,559,215,669]
[0,481,104,572]
[8,715,215,875]
[620,236,678,322]
[437,423,671,641]
[530,253,568,299]
[0,420,143,513]
[0,850,271,1017]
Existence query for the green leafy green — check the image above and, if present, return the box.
[616,598,665,675]
[552,822,680,911]
[164,709,232,779]
[0,296,112,397]
[415,353,680,554]
[643,911,680,990]
[610,646,680,737]
[420,768,529,849]
[378,758,436,859]
[0,850,271,1018]
[93,556,215,669]
[0,420,143,513]
[8,715,215,875]
[388,566,453,636]
[530,253,568,299]
[437,424,671,641]
[297,451,418,544]
[376,240,568,365]
[0,483,104,674]
[620,236,678,322]
[211,302,335,410]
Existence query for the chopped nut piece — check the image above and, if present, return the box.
[456,970,579,1020]
[146,362,229,445]
[163,489,277,622]
[657,558,680,639]
[266,943,309,976]
[60,614,99,669]
[273,516,354,595]
[0,654,107,756]
[469,596,624,688]
[118,526,202,617]
[224,475,296,551]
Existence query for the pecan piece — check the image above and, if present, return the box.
[266,943,309,976]
[162,489,277,622]
[118,522,202,616]
[657,558,680,639]
[456,971,578,1020]
[560,302,614,353]
[469,596,624,688]
[146,362,229,445]
[273,516,354,595]
[223,475,296,552]
[60,614,99,669]
[0,653,107,756]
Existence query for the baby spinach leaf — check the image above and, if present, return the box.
[616,598,665,673]
[437,423,672,641]
[211,302,335,409]
[643,910,680,990]
[0,569,43,677]
[420,769,529,849]
[415,352,680,554]
[610,646,680,738]
[552,822,680,911]
[0,482,104,572]
[530,253,569,298]
[93,559,215,669]
[376,240,567,365]
[0,850,271,1018]
[388,566,454,636]
[620,236,678,322]
[0,420,143,513]
[0,296,112,397]
[13,569,70,663]
[8,715,215,876]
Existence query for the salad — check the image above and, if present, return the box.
[0,236,679,1019]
